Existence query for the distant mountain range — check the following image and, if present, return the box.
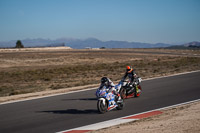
[0,38,199,49]
[64,38,172,49]
[0,38,65,48]
[0,38,173,49]
[167,41,200,49]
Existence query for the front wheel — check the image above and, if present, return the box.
[119,88,126,99]
[116,100,124,110]
[97,99,107,114]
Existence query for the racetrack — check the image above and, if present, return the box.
[0,71,200,133]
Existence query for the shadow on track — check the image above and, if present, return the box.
[38,109,98,114]
[62,97,97,101]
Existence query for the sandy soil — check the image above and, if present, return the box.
[92,101,200,133]
[0,46,72,52]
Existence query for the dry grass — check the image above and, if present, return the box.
[0,48,200,97]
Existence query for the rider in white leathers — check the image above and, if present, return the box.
[97,77,121,101]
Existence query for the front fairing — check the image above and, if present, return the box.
[96,86,107,98]
[96,86,116,107]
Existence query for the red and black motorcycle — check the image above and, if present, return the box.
[116,78,142,99]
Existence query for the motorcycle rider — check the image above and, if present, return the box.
[98,77,121,102]
[121,66,139,94]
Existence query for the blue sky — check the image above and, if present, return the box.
[0,0,200,44]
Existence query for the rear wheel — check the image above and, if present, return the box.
[97,100,107,114]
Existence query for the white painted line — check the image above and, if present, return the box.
[75,118,134,130]
[142,70,200,81]
[56,119,136,133]
[1,70,200,105]
[57,98,200,133]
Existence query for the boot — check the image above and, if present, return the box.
[116,94,122,103]
[136,85,139,93]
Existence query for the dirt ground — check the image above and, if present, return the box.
[92,101,200,133]
[0,48,200,102]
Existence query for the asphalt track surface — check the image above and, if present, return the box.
[0,71,200,133]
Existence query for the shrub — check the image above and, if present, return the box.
[15,40,24,48]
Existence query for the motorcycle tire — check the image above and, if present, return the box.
[119,88,126,99]
[97,100,107,114]
[116,100,124,110]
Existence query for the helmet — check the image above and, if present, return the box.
[101,77,109,86]
[126,66,133,73]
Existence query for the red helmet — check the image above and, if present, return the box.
[126,66,133,73]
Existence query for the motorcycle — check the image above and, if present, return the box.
[116,77,142,99]
[96,86,124,114]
